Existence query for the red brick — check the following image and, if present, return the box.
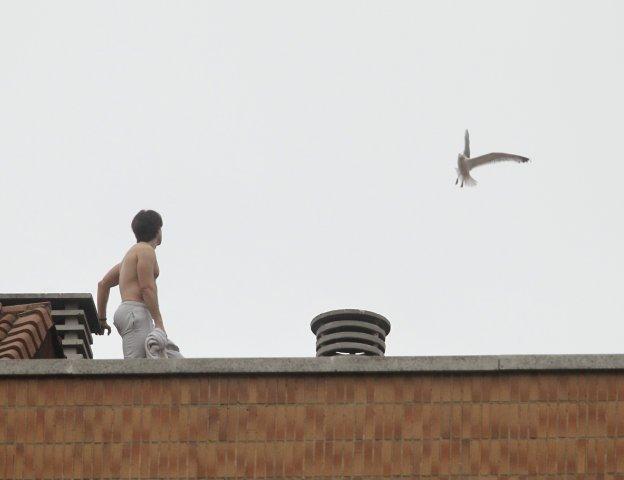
[437,404,449,439]
[607,401,618,437]
[421,376,433,402]
[459,375,472,402]
[304,404,316,440]
[481,375,495,402]
[275,404,286,440]
[556,437,567,473]
[423,403,433,438]
[177,405,190,442]
[12,444,22,478]
[333,404,346,440]
[303,439,314,474]
[265,377,278,404]
[482,403,492,439]
[4,370,624,479]
[607,437,617,472]
[566,439,588,473]
[34,407,44,442]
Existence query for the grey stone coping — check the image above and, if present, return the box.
[2,354,624,377]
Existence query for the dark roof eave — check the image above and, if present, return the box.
[0,294,99,334]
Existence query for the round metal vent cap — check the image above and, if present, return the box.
[310,309,391,357]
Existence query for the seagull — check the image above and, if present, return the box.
[455,130,529,187]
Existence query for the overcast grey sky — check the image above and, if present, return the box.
[2,1,624,359]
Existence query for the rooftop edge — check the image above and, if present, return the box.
[2,354,624,377]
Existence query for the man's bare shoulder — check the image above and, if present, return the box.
[122,243,154,263]
[133,243,157,259]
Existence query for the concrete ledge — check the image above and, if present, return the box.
[497,354,624,371]
[2,354,624,377]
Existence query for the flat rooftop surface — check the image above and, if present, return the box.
[2,354,624,377]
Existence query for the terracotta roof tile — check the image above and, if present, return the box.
[0,302,58,359]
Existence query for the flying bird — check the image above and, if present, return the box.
[455,130,529,187]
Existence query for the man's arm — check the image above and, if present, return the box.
[137,247,165,331]
[96,263,120,335]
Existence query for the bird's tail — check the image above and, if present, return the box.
[456,168,478,187]
[463,175,477,187]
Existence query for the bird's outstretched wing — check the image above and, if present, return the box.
[464,130,470,158]
[466,152,529,170]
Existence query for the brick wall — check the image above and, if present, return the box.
[1,371,624,479]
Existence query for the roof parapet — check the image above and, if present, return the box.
[2,354,624,377]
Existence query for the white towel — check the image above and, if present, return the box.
[144,328,183,358]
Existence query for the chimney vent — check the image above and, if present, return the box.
[310,309,391,357]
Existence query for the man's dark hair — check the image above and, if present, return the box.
[131,210,163,243]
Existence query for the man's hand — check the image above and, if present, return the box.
[98,318,112,335]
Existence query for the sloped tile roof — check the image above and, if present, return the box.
[0,302,58,359]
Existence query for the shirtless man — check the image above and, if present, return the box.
[96,210,164,358]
